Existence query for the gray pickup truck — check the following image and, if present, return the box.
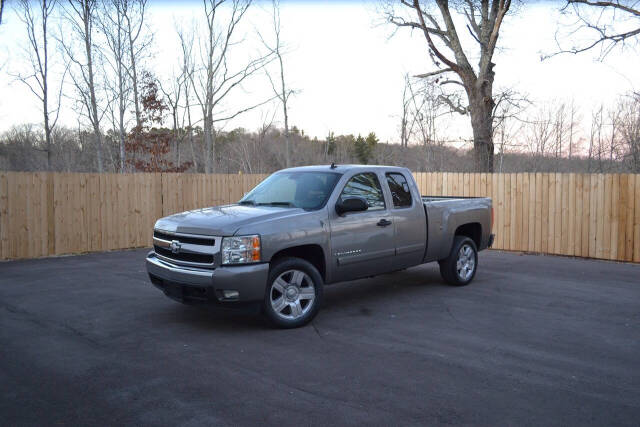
[147,165,494,328]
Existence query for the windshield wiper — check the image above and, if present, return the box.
[257,202,296,207]
[238,200,255,205]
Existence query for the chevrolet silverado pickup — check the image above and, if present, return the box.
[147,165,494,328]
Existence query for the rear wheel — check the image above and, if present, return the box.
[439,236,478,286]
[262,257,323,328]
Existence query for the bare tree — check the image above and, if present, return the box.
[191,0,274,173]
[555,1,640,57]
[567,99,579,158]
[399,74,413,148]
[15,0,67,171]
[407,77,447,147]
[176,25,199,171]
[159,60,188,167]
[525,106,556,168]
[61,0,105,172]
[385,0,512,171]
[122,0,150,130]
[99,0,132,172]
[259,0,295,167]
[491,88,529,172]
[618,93,640,172]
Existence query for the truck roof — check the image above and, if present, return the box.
[277,164,411,174]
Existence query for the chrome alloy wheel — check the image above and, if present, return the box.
[456,244,476,281]
[269,269,316,320]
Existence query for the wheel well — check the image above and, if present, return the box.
[270,245,326,281]
[455,223,482,248]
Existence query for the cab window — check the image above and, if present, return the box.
[386,173,412,208]
[339,173,385,211]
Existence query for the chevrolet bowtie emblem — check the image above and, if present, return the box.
[169,240,181,254]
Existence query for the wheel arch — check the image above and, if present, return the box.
[454,222,482,249]
[269,244,326,281]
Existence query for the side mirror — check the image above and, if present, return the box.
[336,197,368,215]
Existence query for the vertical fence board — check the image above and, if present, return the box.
[617,174,627,261]
[626,175,635,262]
[567,173,575,256]
[535,173,542,253]
[541,174,549,253]
[554,173,563,254]
[635,175,640,262]
[510,174,518,250]
[580,175,589,257]
[573,174,581,257]
[593,175,603,258]
[611,174,620,260]
[561,174,570,255]
[522,173,530,252]
[603,174,613,259]
[496,174,505,249]
[0,173,7,259]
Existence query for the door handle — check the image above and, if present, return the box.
[377,219,392,227]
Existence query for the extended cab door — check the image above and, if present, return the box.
[384,171,427,270]
[329,171,395,282]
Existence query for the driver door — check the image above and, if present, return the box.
[329,172,395,282]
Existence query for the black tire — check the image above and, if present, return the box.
[439,236,478,286]
[262,257,324,328]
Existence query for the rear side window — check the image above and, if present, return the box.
[339,172,385,211]
[386,173,412,208]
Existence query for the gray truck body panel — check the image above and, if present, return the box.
[146,165,493,305]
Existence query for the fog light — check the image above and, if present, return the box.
[222,290,239,300]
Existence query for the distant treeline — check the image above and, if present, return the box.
[0,123,636,174]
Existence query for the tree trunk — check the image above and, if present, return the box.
[173,107,180,166]
[118,63,126,173]
[42,0,52,170]
[469,94,494,172]
[82,1,103,173]
[118,110,125,172]
[283,101,290,167]
[43,93,52,171]
[128,30,141,129]
[185,92,197,172]
[204,115,214,173]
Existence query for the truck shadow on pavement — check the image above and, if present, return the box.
[154,264,450,331]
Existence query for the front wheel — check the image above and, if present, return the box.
[439,236,478,286]
[262,257,323,328]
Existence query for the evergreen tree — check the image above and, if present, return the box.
[354,132,378,164]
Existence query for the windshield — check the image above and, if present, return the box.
[239,171,342,210]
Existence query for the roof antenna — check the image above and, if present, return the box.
[330,162,337,169]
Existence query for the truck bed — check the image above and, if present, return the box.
[420,195,493,262]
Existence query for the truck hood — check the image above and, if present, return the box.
[154,204,306,236]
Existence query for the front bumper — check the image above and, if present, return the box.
[146,252,269,307]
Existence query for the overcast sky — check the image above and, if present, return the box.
[1,0,639,146]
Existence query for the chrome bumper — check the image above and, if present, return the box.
[145,252,269,303]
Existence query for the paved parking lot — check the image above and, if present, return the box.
[1,249,639,426]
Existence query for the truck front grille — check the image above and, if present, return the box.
[152,229,219,268]
[153,230,216,246]
[153,245,214,264]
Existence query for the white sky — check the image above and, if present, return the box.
[0,0,639,145]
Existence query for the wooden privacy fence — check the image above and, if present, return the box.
[0,171,639,263]
[0,172,267,260]
[413,172,640,263]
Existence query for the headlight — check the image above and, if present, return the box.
[222,235,261,264]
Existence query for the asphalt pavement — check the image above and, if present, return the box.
[1,249,639,426]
